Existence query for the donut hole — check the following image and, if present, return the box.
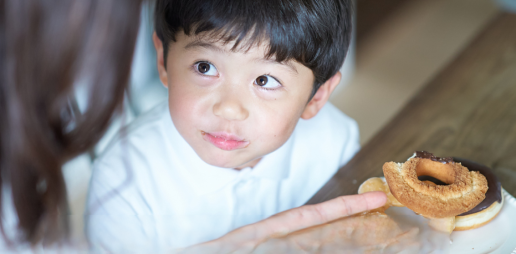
[415,159,455,185]
[418,175,448,185]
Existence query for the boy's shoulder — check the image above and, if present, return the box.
[294,102,359,165]
[97,101,171,160]
[269,103,359,207]
[122,101,170,135]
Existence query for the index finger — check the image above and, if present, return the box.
[231,191,387,240]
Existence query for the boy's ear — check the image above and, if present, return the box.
[301,71,342,120]
[152,32,169,88]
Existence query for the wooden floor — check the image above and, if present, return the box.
[330,0,500,144]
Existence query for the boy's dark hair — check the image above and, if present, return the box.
[154,0,352,96]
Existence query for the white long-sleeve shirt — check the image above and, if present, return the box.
[86,101,359,253]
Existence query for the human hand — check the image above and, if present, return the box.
[254,209,421,254]
[177,191,387,254]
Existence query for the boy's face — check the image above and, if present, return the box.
[154,31,340,169]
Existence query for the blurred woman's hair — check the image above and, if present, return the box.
[0,0,142,244]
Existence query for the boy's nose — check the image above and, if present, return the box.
[212,96,249,121]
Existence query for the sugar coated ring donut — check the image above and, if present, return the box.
[383,156,488,218]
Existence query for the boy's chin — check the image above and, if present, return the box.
[199,152,257,169]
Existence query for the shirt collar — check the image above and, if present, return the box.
[247,134,293,180]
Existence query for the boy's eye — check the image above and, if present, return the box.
[195,62,218,76]
[254,75,282,89]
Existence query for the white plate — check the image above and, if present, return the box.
[385,189,516,253]
[450,189,516,254]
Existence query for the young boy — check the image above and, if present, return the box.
[86,0,358,252]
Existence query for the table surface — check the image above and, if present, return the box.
[307,12,516,204]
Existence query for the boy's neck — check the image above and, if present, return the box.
[235,158,262,170]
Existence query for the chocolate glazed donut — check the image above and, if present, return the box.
[411,152,503,230]
[453,158,502,215]
[413,152,503,214]
[452,158,503,230]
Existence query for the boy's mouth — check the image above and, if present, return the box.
[201,131,249,151]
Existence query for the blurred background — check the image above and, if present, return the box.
[66,0,512,242]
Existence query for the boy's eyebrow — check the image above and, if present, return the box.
[184,41,228,53]
[255,58,298,75]
[184,40,298,75]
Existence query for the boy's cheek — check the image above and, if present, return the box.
[252,113,298,147]
[167,83,205,114]
[253,100,304,129]
[167,93,204,138]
